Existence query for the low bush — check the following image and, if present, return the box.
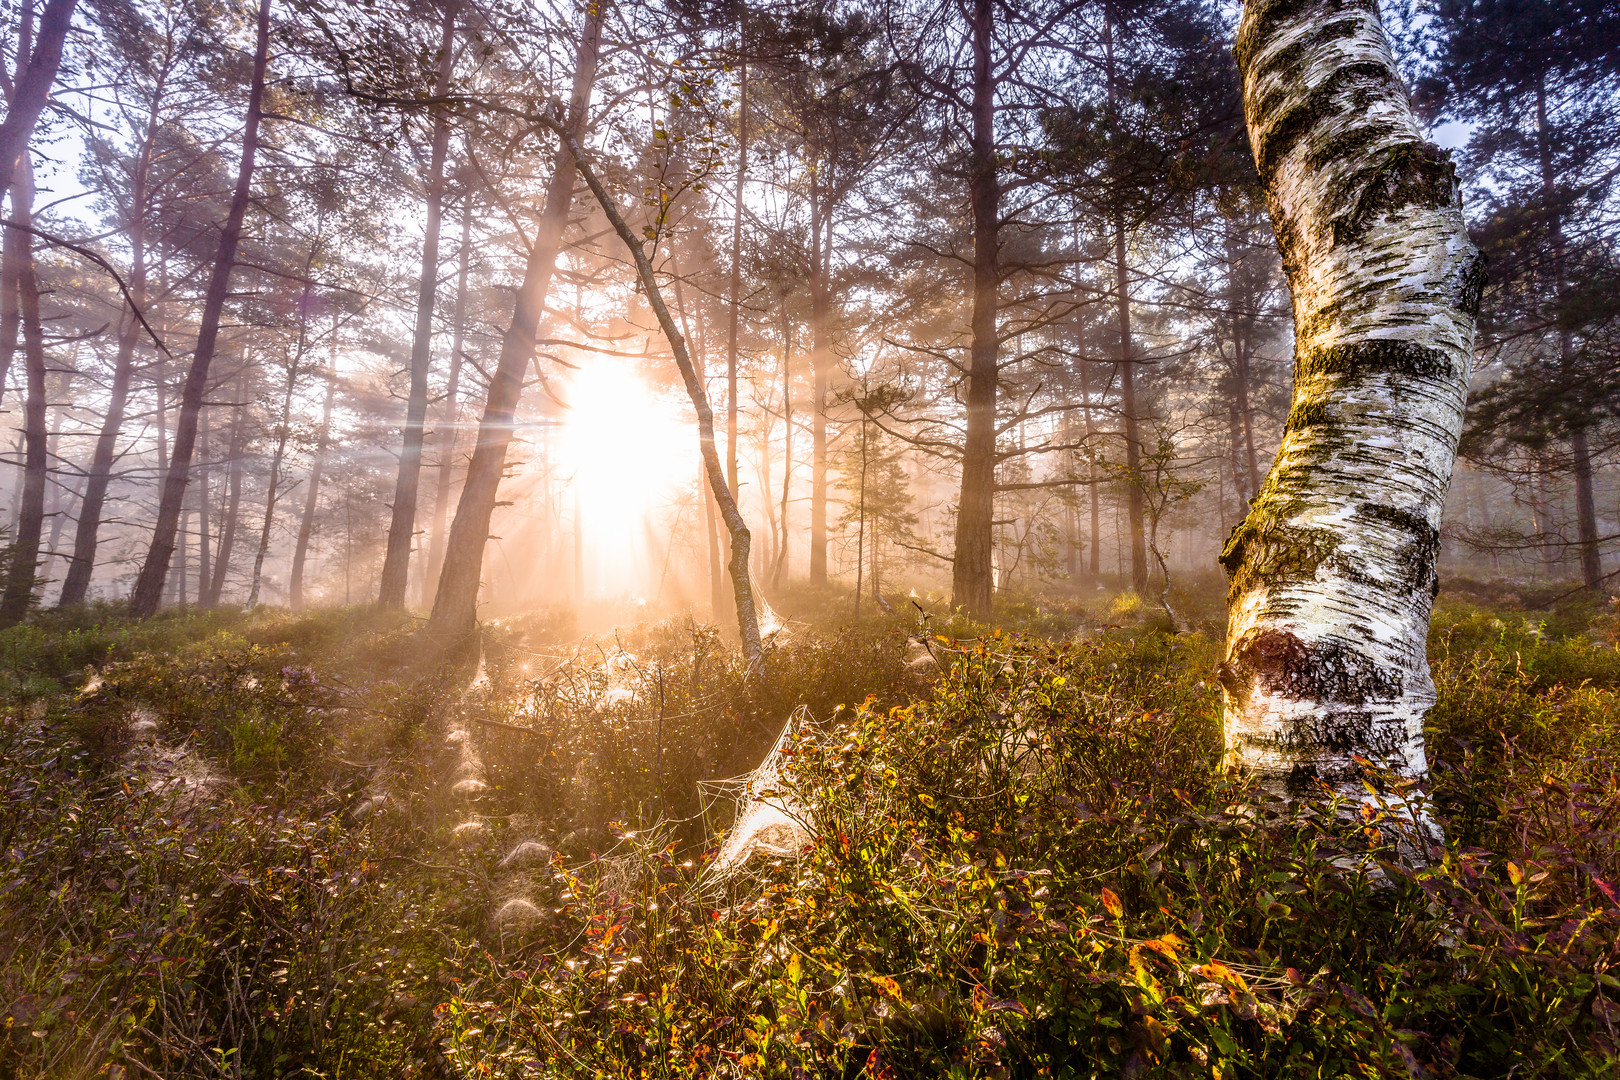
[442,627,1620,1079]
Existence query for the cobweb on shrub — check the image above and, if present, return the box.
[706,704,814,876]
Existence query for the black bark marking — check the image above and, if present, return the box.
[1222,627,1403,706]
[1329,141,1458,246]
[1220,518,1341,599]
[1454,247,1488,317]
[1252,62,1392,184]
[1356,502,1440,593]
[1298,339,1458,382]
[1234,0,1372,72]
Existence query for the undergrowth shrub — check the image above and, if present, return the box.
[467,618,935,849]
[442,629,1620,1079]
[0,714,458,1080]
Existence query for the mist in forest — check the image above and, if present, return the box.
[0,0,1604,631]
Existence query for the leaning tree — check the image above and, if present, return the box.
[1218,0,1485,802]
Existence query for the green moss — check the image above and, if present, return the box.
[1286,398,1331,432]
[1221,510,1344,601]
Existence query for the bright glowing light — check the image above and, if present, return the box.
[556,358,696,596]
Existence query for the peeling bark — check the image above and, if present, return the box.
[1221,0,1484,796]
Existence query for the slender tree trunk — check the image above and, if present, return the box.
[248,326,306,608]
[1220,0,1485,798]
[0,157,45,626]
[950,0,999,618]
[43,364,74,570]
[1533,79,1601,588]
[208,394,246,608]
[196,405,211,602]
[671,264,727,621]
[60,103,160,605]
[0,194,18,403]
[773,311,791,588]
[429,0,603,635]
[1102,15,1148,596]
[1227,397,1248,509]
[129,0,270,618]
[725,54,747,502]
[1237,344,1262,498]
[558,129,763,668]
[809,190,830,586]
[290,332,337,610]
[424,203,472,602]
[379,0,460,609]
[172,508,186,605]
[0,0,75,204]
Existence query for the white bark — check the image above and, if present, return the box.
[1221,0,1485,795]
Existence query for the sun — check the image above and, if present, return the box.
[555,357,696,595]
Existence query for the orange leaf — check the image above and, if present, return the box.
[1101,887,1123,919]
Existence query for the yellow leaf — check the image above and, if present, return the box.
[1506,861,1523,886]
[1101,887,1123,919]
[867,974,904,1000]
[1201,960,1249,993]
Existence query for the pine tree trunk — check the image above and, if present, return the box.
[207,396,246,608]
[1220,0,1485,796]
[59,102,159,606]
[428,0,603,636]
[1102,15,1148,597]
[196,406,211,601]
[129,0,270,618]
[43,365,73,570]
[248,329,305,608]
[0,157,46,627]
[773,315,791,589]
[557,128,764,668]
[1533,80,1602,588]
[290,338,336,611]
[378,0,460,610]
[423,204,472,603]
[808,192,829,586]
[0,197,18,404]
[950,0,999,619]
[725,55,747,502]
[0,0,75,204]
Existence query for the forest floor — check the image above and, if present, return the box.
[1,578,1617,1079]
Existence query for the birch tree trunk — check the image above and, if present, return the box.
[1220,0,1485,796]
